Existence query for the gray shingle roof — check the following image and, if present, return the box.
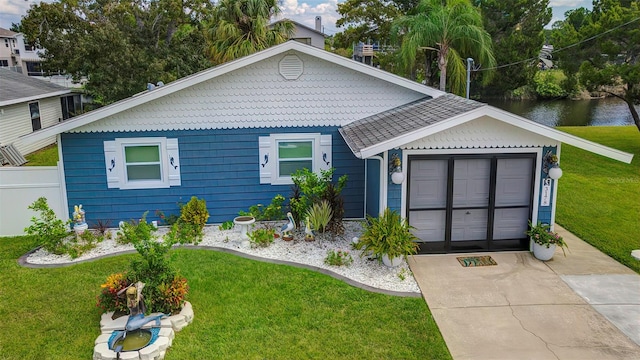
[0,68,70,105]
[339,94,486,157]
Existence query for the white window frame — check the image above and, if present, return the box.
[259,133,332,185]
[104,137,181,190]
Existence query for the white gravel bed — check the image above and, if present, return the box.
[25,221,421,294]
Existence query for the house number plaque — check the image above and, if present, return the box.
[541,178,552,206]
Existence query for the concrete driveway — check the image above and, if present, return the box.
[408,225,640,360]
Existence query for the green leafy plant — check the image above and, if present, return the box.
[24,197,70,255]
[96,272,129,313]
[307,200,333,233]
[324,249,353,266]
[156,275,189,315]
[165,196,209,245]
[353,208,419,262]
[155,209,179,226]
[525,221,568,256]
[290,168,347,231]
[116,212,157,245]
[66,229,102,259]
[239,194,286,221]
[219,220,234,230]
[248,227,275,248]
[322,181,347,235]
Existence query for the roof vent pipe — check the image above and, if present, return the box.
[315,16,321,32]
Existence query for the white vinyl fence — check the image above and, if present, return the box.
[0,165,68,236]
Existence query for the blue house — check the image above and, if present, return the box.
[20,41,633,254]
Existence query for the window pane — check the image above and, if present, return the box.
[125,146,160,162]
[279,141,312,159]
[127,164,161,180]
[279,160,312,176]
[29,103,40,120]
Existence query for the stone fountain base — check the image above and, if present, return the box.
[93,301,194,360]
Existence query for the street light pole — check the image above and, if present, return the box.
[466,58,474,99]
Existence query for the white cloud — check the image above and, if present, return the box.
[279,0,341,34]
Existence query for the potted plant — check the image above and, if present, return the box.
[526,221,568,260]
[353,208,419,267]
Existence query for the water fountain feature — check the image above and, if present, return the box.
[93,281,194,360]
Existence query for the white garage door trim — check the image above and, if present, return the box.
[401,148,543,253]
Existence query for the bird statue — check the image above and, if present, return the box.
[304,216,315,241]
[280,212,295,239]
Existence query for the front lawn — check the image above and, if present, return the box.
[0,236,451,360]
[556,126,640,273]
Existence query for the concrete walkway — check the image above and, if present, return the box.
[408,225,640,360]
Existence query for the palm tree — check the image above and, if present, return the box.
[204,0,294,65]
[393,0,496,94]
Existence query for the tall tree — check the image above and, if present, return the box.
[552,0,640,131]
[204,0,293,65]
[475,0,552,96]
[392,0,496,94]
[335,0,419,48]
[19,0,213,104]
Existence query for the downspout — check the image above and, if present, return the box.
[369,155,385,215]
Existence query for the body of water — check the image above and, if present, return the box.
[487,97,638,127]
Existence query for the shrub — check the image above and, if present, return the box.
[324,249,353,266]
[219,220,234,230]
[248,227,275,248]
[322,181,347,235]
[66,229,102,259]
[353,208,419,261]
[239,194,286,221]
[24,197,70,254]
[116,212,157,245]
[156,275,189,314]
[290,168,347,231]
[165,196,209,245]
[96,272,129,313]
[307,200,332,233]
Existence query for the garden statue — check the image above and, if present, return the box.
[280,212,295,240]
[304,216,315,241]
[72,204,88,234]
[108,282,168,352]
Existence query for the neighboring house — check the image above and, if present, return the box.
[0,68,82,156]
[272,17,325,49]
[0,27,44,76]
[19,41,633,254]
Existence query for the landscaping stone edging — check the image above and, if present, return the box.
[18,245,421,298]
[93,301,194,360]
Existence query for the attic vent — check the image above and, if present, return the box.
[279,54,303,80]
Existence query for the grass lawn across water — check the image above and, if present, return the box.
[0,237,451,360]
[556,126,640,273]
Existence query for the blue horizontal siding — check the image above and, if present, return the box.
[61,126,365,226]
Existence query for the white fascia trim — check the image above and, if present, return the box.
[19,41,444,145]
[358,105,634,163]
[0,90,72,107]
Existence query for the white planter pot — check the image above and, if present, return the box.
[532,242,557,261]
[382,254,403,267]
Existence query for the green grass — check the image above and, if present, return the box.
[0,237,451,360]
[24,144,59,166]
[556,126,640,273]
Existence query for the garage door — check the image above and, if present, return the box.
[407,154,535,253]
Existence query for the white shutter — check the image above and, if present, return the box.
[259,136,273,184]
[103,140,119,188]
[319,134,332,171]
[166,138,181,186]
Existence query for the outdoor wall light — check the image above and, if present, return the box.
[390,153,405,184]
[543,150,563,180]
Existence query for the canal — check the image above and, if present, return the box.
[487,97,638,127]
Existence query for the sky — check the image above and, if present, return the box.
[0,0,593,36]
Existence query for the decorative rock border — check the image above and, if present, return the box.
[93,302,194,360]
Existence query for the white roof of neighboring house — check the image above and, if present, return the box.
[18,41,633,164]
[0,68,71,107]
